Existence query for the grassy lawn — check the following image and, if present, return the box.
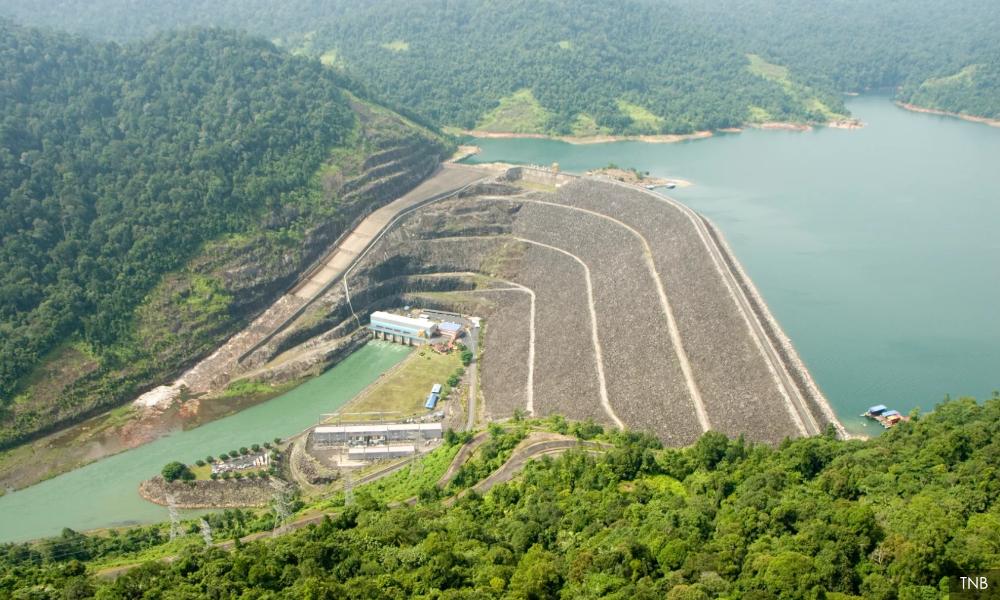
[617,99,665,132]
[475,89,553,134]
[380,40,410,52]
[190,464,212,480]
[747,53,790,82]
[339,348,462,420]
[746,53,848,122]
[570,113,611,137]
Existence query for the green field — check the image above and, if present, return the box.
[475,89,553,133]
[339,348,461,419]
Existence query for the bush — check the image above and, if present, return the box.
[221,472,231,480]
[263,442,272,449]
[205,456,215,464]
[229,450,239,458]
[195,459,206,467]
[251,444,261,452]
[447,374,460,387]
[239,447,249,455]
[460,350,473,366]
[233,472,243,480]
[210,473,219,480]
[273,437,282,445]
[161,461,194,482]
[247,472,258,480]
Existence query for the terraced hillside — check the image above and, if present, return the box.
[232,169,842,445]
[0,93,450,478]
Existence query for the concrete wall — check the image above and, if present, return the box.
[503,166,577,188]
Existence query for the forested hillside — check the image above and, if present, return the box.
[2,0,999,132]
[2,397,998,598]
[0,21,448,448]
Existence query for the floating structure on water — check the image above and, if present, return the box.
[862,404,909,428]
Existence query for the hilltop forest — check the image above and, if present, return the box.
[0,21,447,449]
[1,0,999,134]
[2,397,999,598]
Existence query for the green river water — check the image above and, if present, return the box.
[466,96,1000,437]
[0,341,410,542]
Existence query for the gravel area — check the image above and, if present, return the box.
[548,180,802,442]
[511,244,609,425]
[264,178,809,446]
[507,200,703,445]
[472,290,532,420]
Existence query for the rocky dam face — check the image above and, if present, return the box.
[235,169,843,446]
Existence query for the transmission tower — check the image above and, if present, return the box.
[165,493,181,541]
[199,518,213,546]
[343,468,354,507]
[269,478,293,537]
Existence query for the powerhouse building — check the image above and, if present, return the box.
[369,311,438,345]
[312,422,443,445]
[347,445,416,461]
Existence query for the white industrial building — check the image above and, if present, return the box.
[368,311,438,345]
[312,422,443,445]
[347,445,416,461]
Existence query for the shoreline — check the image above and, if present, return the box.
[460,129,714,145]
[896,102,1000,128]
[462,118,863,144]
[698,218,854,440]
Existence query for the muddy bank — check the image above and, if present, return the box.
[139,476,275,508]
[896,102,1000,128]
[462,129,714,145]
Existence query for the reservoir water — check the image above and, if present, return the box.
[466,96,1000,436]
[0,341,410,543]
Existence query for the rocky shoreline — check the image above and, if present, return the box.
[139,476,275,509]
[896,102,1000,128]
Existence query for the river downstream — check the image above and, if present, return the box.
[0,341,410,543]
[465,96,1000,435]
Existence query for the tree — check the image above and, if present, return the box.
[508,545,563,599]
[161,462,193,482]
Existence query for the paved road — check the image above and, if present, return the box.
[465,324,480,431]
[238,164,490,363]
[294,164,490,299]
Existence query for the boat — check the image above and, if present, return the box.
[861,404,909,428]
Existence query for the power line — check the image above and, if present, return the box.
[165,493,181,542]
[199,519,213,546]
